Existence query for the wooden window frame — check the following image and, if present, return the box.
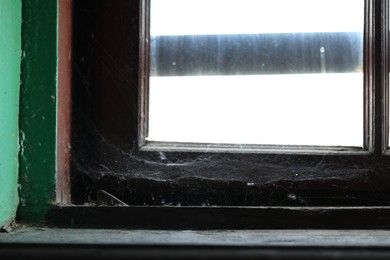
[139,0,372,155]
[47,0,390,230]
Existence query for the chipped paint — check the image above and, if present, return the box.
[18,0,58,223]
[0,0,21,227]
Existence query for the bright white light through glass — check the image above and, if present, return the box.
[147,0,365,147]
[151,0,364,36]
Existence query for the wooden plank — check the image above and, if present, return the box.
[47,206,390,230]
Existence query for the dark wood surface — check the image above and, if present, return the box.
[3,226,390,259]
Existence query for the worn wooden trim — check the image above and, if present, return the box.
[46,206,390,230]
[57,0,73,205]
[372,0,385,155]
[140,141,369,155]
[3,244,390,260]
[382,0,390,153]
[365,0,375,152]
[0,0,22,227]
[18,0,59,223]
[138,0,151,148]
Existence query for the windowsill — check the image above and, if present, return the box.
[45,205,390,230]
[2,226,390,247]
[2,225,390,259]
[71,151,390,207]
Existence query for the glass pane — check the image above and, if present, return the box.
[147,0,364,147]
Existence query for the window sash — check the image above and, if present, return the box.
[68,0,390,208]
[139,0,383,155]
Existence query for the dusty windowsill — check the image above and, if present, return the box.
[1,226,390,247]
[2,226,390,259]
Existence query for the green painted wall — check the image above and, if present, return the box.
[18,0,58,223]
[0,0,22,227]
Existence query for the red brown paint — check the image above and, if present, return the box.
[57,0,73,204]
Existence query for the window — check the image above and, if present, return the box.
[54,0,390,229]
[142,0,365,149]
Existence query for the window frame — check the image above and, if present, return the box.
[139,0,377,155]
[383,0,390,154]
[16,0,390,233]
[61,0,390,227]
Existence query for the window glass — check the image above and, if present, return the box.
[147,0,364,146]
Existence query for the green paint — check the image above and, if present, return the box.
[18,0,58,223]
[0,0,22,227]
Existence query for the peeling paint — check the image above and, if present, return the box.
[18,0,58,223]
[0,0,21,227]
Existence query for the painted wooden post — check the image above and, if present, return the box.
[18,0,58,223]
[0,0,22,227]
